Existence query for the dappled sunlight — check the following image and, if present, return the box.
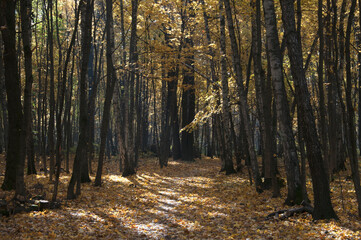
[104,174,132,184]
[1,156,361,239]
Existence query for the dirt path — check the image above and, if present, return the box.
[0,156,360,239]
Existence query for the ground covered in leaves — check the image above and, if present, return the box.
[0,153,361,239]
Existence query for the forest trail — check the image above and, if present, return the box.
[0,155,360,239]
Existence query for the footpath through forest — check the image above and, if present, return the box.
[0,154,360,239]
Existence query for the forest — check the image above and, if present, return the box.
[0,0,361,238]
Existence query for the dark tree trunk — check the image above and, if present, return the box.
[123,0,138,177]
[279,0,337,219]
[317,0,329,180]
[159,70,170,167]
[94,0,117,186]
[219,0,236,174]
[21,0,36,177]
[180,0,195,162]
[359,0,361,158]
[47,0,55,182]
[0,0,25,195]
[0,33,6,154]
[252,0,273,186]
[345,0,361,217]
[53,0,81,202]
[67,0,93,199]
[223,0,262,192]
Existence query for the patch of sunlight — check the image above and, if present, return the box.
[70,210,106,223]
[34,175,47,180]
[157,198,180,209]
[59,175,70,180]
[138,174,158,182]
[105,175,132,184]
[158,190,179,197]
[134,222,166,238]
[207,211,228,218]
[183,179,214,189]
[168,161,182,166]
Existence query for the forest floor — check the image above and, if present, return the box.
[0,153,361,239]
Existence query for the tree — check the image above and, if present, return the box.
[122,0,139,177]
[223,0,262,192]
[279,0,337,219]
[0,0,25,196]
[67,0,93,199]
[263,0,302,204]
[180,0,196,162]
[219,0,236,174]
[344,0,361,217]
[94,0,117,186]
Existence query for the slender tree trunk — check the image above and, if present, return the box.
[279,0,337,219]
[53,0,81,202]
[180,0,195,162]
[223,0,262,192]
[159,68,170,167]
[20,0,36,176]
[123,0,138,177]
[345,0,361,217]
[67,0,93,199]
[359,0,361,157]
[317,0,330,181]
[252,0,273,186]
[263,0,302,205]
[47,0,55,182]
[94,0,117,186]
[219,0,236,174]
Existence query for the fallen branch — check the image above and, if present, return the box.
[0,193,61,217]
[266,201,314,220]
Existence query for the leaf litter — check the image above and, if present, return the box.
[0,153,360,239]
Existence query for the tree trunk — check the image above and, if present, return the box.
[263,0,302,205]
[345,0,361,217]
[0,33,6,154]
[223,0,262,192]
[67,0,93,199]
[219,0,236,174]
[95,0,117,186]
[47,0,55,182]
[123,0,138,177]
[53,0,81,202]
[159,69,170,167]
[180,0,195,162]
[279,0,337,219]
[0,0,25,195]
[252,0,273,186]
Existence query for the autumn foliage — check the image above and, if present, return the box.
[0,154,360,239]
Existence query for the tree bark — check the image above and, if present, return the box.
[47,0,55,182]
[0,0,25,195]
[263,0,302,205]
[223,0,262,192]
[95,0,117,186]
[279,0,337,219]
[0,33,6,154]
[53,0,81,202]
[219,0,236,174]
[345,0,361,217]
[67,0,93,199]
[20,0,36,176]
[123,0,138,177]
[180,0,195,162]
